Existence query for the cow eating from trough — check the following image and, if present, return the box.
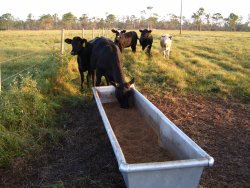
[139,29,153,55]
[160,34,173,59]
[65,36,93,90]
[90,37,134,109]
[111,29,138,53]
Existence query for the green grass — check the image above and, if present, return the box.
[0,30,249,168]
[0,30,86,167]
[0,55,63,167]
[122,30,250,100]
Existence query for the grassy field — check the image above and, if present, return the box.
[1,30,249,100]
[123,30,250,100]
[0,30,64,168]
[0,30,249,187]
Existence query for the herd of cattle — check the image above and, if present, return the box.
[65,29,172,108]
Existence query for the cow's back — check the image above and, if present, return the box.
[129,31,138,42]
[121,31,138,48]
[90,37,121,74]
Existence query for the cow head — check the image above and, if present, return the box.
[111,78,135,109]
[111,29,126,43]
[139,29,152,40]
[65,36,87,55]
[160,35,173,45]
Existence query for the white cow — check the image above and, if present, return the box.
[160,34,173,59]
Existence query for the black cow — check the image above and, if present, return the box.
[65,36,94,90]
[90,37,134,108]
[139,29,153,55]
[111,29,138,53]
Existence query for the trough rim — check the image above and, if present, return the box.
[92,86,214,173]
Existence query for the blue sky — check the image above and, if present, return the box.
[1,0,249,21]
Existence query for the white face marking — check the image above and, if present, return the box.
[116,29,122,39]
[161,34,172,42]
[160,34,172,51]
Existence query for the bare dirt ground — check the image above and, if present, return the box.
[1,93,250,188]
[146,92,250,188]
[0,100,126,188]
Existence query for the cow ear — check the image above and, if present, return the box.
[139,29,143,32]
[148,30,152,33]
[169,36,173,40]
[110,81,119,87]
[81,38,87,46]
[65,38,72,44]
[82,38,87,43]
[111,29,117,33]
[128,78,135,85]
[122,30,126,33]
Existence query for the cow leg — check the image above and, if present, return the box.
[95,69,102,86]
[79,71,84,90]
[92,70,96,87]
[108,75,113,83]
[86,72,91,87]
[163,50,166,59]
[131,45,136,53]
[161,47,165,59]
[167,50,170,60]
[104,74,109,85]
[146,45,152,55]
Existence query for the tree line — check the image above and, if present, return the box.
[0,7,250,31]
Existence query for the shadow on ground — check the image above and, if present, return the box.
[0,98,126,188]
[1,92,249,187]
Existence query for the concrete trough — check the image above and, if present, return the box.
[92,86,214,188]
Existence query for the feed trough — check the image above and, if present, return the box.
[92,86,214,188]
